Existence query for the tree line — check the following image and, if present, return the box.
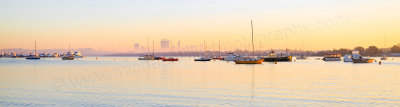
[312,45,400,56]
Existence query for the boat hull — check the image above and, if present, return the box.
[163,59,178,61]
[235,59,264,64]
[26,57,40,60]
[353,59,374,63]
[62,57,75,60]
[138,57,154,60]
[263,56,292,62]
[322,58,342,61]
[194,59,212,61]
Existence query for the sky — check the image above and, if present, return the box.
[0,0,399,53]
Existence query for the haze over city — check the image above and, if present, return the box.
[1,0,399,53]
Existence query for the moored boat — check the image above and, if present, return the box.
[62,44,75,60]
[296,55,307,60]
[138,55,154,60]
[195,57,212,61]
[353,58,374,63]
[26,41,40,60]
[234,20,263,64]
[343,54,352,62]
[263,51,292,62]
[224,53,239,61]
[162,57,178,61]
[322,53,342,61]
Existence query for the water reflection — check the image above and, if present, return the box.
[0,57,399,106]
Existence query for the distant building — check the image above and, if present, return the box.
[177,40,181,48]
[160,39,170,50]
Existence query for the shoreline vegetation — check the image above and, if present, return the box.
[2,45,400,57]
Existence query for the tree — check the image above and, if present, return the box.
[365,46,379,56]
[354,46,365,55]
[392,45,400,53]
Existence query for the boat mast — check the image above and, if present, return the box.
[147,38,149,56]
[212,41,215,58]
[251,20,255,57]
[153,40,155,56]
[69,44,71,51]
[219,40,221,58]
[34,41,37,56]
[204,40,206,57]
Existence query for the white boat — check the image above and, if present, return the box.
[296,55,307,60]
[322,53,342,61]
[73,51,84,58]
[343,54,352,62]
[224,53,240,61]
[138,55,154,60]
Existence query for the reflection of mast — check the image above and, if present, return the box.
[250,65,255,106]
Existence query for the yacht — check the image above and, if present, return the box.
[73,51,84,58]
[322,53,342,61]
[138,55,155,60]
[343,54,352,62]
[224,53,240,61]
[263,51,292,62]
[351,50,374,63]
[234,20,263,64]
[162,57,178,61]
[26,41,40,60]
[195,40,212,61]
[62,44,75,60]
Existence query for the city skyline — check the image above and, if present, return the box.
[1,0,399,52]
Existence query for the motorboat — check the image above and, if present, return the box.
[263,51,292,62]
[195,57,212,61]
[223,53,240,61]
[343,54,352,62]
[74,51,84,58]
[138,55,154,60]
[381,56,387,60]
[162,57,178,61]
[351,50,374,63]
[322,53,342,61]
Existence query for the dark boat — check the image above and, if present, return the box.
[194,57,212,61]
[263,51,292,62]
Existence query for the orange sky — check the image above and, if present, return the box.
[1,0,399,53]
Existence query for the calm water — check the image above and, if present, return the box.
[0,57,399,106]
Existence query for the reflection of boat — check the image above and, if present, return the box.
[224,53,239,61]
[162,57,178,61]
[263,51,292,62]
[26,41,40,60]
[322,53,342,61]
[234,20,263,64]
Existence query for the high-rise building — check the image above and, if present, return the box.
[160,39,170,50]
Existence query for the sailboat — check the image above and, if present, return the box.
[139,38,155,60]
[163,40,179,61]
[212,40,224,60]
[235,20,264,64]
[62,44,75,60]
[195,40,212,61]
[26,41,40,60]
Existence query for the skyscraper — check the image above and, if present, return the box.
[160,39,170,51]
